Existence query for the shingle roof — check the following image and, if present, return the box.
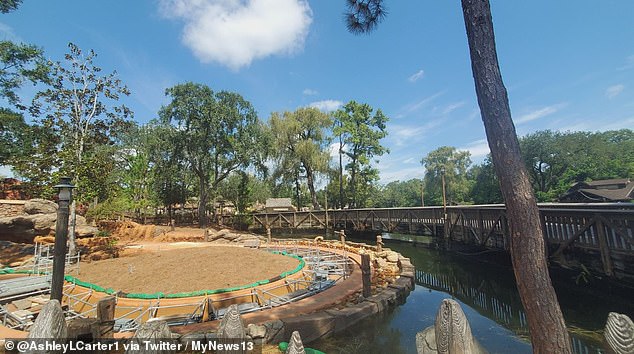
[265,198,293,208]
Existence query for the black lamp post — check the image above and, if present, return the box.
[51,177,74,301]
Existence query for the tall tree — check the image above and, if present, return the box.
[159,82,267,227]
[421,146,472,205]
[0,40,49,110]
[333,100,388,208]
[31,42,133,255]
[344,0,572,351]
[269,107,331,210]
[469,156,503,204]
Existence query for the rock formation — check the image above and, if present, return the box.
[604,312,634,354]
[0,198,99,242]
[416,298,487,354]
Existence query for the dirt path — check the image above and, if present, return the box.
[76,245,300,294]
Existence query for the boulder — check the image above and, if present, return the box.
[246,323,267,339]
[24,199,58,215]
[604,312,634,354]
[386,251,399,263]
[75,225,100,237]
[0,215,36,242]
[416,299,487,354]
[29,213,57,233]
[28,300,67,339]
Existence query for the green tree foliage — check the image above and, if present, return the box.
[520,129,634,201]
[421,146,472,205]
[30,42,133,201]
[4,112,60,197]
[218,171,271,213]
[372,179,423,208]
[469,156,503,204]
[333,100,388,208]
[159,82,268,227]
[0,0,22,13]
[0,40,49,109]
[0,108,29,165]
[269,107,331,210]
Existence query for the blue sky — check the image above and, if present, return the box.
[2,0,633,184]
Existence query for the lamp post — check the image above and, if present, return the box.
[51,177,75,301]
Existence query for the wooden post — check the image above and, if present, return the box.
[596,216,614,277]
[361,253,371,298]
[339,229,346,245]
[170,219,175,231]
[266,226,272,244]
[478,209,484,246]
[97,296,116,338]
[204,228,209,242]
[376,235,383,252]
[28,300,67,339]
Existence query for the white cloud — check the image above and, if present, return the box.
[378,166,424,183]
[390,119,445,146]
[605,84,625,99]
[309,99,342,112]
[0,22,22,42]
[302,88,318,96]
[460,139,490,158]
[395,91,445,118]
[408,69,424,83]
[515,103,567,124]
[442,101,466,115]
[159,0,313,70]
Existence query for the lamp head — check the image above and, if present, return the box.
[54,177,75,201]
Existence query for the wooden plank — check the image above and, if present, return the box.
[551,217,596,259]
[596,216,614,277]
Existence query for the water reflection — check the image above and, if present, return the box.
[311,235,633,353]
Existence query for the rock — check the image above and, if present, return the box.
[604,312,634,354]
[217,304,246,339]
[29,213,57,232]
[263,320,285,343]
[28,300,68,339]
[128,320,174,354]
[416,299,487,354]
[24,199,58,215]
[0,215,36,242]
[376,257,389,269]
[75,225,99,237]
[285,331,306,354]
[246,323,267,339]
[386,251,399,263]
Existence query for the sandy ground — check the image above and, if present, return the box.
[75,245,300,294]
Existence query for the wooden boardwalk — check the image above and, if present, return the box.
[250,203,634,280]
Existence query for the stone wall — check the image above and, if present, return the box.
[0,200,26,217]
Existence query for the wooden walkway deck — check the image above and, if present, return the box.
[250,203,634,281]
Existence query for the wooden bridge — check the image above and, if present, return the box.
[249,203,634,281]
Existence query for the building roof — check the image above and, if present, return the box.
[265,198,294,208]
[560,178,634,202]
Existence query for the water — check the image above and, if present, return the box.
[307,234,634,354]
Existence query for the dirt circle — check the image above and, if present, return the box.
[75,245,301,294]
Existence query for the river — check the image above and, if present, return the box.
[305,234,634,354]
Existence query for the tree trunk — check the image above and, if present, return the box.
[68,199,77,256]
[461,1,572,352]
[305,164,320,210]
[294,171,302,211]
[198,175,207,228]
[338,140,344,209]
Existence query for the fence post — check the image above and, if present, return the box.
[361,253,371,298]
